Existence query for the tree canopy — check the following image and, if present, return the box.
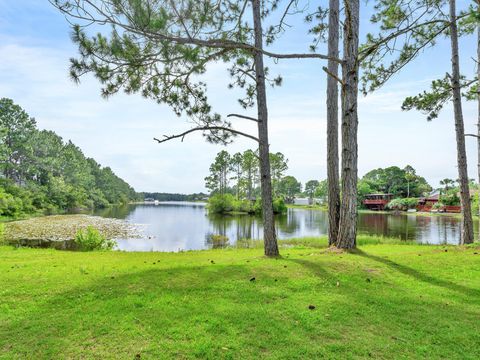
[359,165,432,200]
[0,98,138,218]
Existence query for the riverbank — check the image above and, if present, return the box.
[286,204,327,210]
[1,239,479,359]
[288,204,479,219]
[359,208,480,219]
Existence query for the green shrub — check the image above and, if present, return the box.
[0,189,24,217]
[387,198,418,211]
[273,198,287,214]
[432,202,445,210]
[208,234,230,249]
[207,194,236,213]
[236,199,253,213]
[74,226,116,251]
[208,194,287,215]
[440,189,460,206]
[472,195,479,216]
[253,198,263,214]
[253,197,287,215]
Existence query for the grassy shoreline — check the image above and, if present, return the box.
[288,204,480,219]
[1,238,479,359]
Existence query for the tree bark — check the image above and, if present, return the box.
[449,0,474,244]
[252,0,279,257]
[337,0,360,249]
[477,14,480,215]
[326,0,341,246]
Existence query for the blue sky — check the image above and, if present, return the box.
[0,0,478,193]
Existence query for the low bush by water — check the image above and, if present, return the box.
[207,194,287,215]
[74,226,116,251]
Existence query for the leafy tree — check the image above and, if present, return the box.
[25,130,64,185]
[404,165,417,198]
[361,166,432,198]
[278,176,302,204]
[305,180,320,200]
[315,179,329,202]
[270,152,288,196]
[230,152,244,199]
[440,178,456,193]
[0,99,137,217]
[0,98,37,182]
[241,149,259,200]
[205,150,231,195]
[357,178,374,207]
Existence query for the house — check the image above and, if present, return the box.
[294,198,311,206]
[363,194,393,210]
[418,191,440,207]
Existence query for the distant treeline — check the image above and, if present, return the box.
[140,192,208,202]
[0,98,138,218]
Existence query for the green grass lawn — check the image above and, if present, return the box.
[1,239,480,359]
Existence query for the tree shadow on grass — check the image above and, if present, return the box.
[285,258,330,279]
[352,249,480,298]
[2,255,480,359]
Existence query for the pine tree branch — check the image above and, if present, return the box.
[360,13,469,63]
[50,0,343,64]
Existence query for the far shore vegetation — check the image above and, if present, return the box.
[0,98,139,221]
[201,149,478,217]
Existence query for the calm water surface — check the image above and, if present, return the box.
[93,202,476,251]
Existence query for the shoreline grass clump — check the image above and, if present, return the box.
[74,226,116,251]
[207,193,287,215]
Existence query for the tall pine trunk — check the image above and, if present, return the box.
[337,0,360,249]
[477,16,480,215]
[252,0,279,256]
[326,0,341,246]
[449,0,474,244]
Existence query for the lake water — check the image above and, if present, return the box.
[91,202,476,251]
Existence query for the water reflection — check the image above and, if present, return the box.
[90,203,474,251]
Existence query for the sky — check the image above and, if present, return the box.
[0,0,478,193]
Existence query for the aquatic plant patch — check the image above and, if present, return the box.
[4,215,140,242]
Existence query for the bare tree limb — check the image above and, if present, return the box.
[465,134,480,138]
[153,126,259,144]
[323,66,344,86]
[227,113,259,122]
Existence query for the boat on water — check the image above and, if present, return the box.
[144,198,160,205]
